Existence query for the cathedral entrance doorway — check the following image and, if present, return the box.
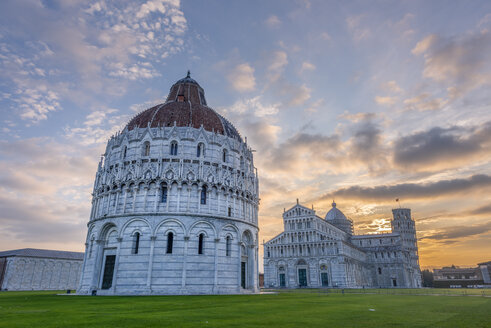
[279,273,286,287]
[320,264,329,286]
[101,255,115,290]
[297,259,308,287]
[321,272,329,286]
[298,269,307,287]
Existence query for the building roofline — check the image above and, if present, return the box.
[0,248,84,261]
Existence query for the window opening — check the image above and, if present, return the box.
[166,232,173,254]
[198,233,204,254]
[132,232,140,254]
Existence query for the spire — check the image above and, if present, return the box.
[186,70,191,78]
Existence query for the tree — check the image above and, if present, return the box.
[421,269,434,287]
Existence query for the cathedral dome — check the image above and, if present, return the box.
[325,202,348,221]
[125,71,241,141]
[325,202,353,235]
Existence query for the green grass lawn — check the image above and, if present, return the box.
[0,290,490,328]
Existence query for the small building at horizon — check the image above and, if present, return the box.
[433,261,491,288]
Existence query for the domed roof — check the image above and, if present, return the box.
[125,72,242,141]
[174,70,200,85]
[325,201,348,221]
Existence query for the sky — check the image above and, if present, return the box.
[1,0,491,269]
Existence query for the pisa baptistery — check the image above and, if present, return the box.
[77,72,259,295]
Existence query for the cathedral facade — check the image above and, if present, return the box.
[77,73,259,295]
[264,201,421,288]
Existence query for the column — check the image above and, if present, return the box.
[131,187,137,212]
[122,189,129,214]
[177,184,182,212]
[213,238,220,292]
[103,193,109,214]
[112,237,123,294]
[166,185,170,212]
[197,187,202,213]
[181,236,189,290]
[78,242,89,291]
[89,199,96,221]
[90,240,104,291]
[147,236,156,290]
[217,190,220,215]
[143,187,149,212]
[113,191,120,214]
[186,187,191,212]
[237,242,242,291]
[254,244,259,290]
[154,187,159,212]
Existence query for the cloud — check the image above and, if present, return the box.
[107,62,160,80]
[300,61,316,73]
[375,96,397,106]
[420,221,491,241]
[267,51,288,82]
[350,121,386,167]
[226,96,279,117]
[412,34,437,55]
[265,15,281,27]
[393,121,491,171]
[403,93,447,111]
[0,0,188,123]
[320,32,331,40]
[284,84,311,106]
[228,63,256,92]
[469,204,491,215]
[260,117,387,176]
[0,195,87,245]
[64,108,130,146]
[323,174,491,202]
[380,80,402,93]
[412,31,491,95]
[17,85,61,123]
[338,112,377,123]
[346,14,371,42]
[265,132,341,172]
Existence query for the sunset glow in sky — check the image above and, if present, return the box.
[1,0,491,269]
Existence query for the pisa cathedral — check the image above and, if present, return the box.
[77,73,259,295]
[264,201,422,288]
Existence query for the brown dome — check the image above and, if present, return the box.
[126,72,241,141]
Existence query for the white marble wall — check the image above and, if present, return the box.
[1,257,82,291]
[77,214,259,295]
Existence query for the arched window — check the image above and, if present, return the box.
[132,232,140,254]
[170,141,178,156]
[378,267,382,275]
[228,206,232,217]
[161,184,168,203]
[198,233,204,254]
[226,236,231,256]
[200,186,207,205]
[222,149,227,163]
[240,156,244,170]
[143,141,150,156]
[122,146,127,159]
[166,232,173,254]
[197,143,204,157]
